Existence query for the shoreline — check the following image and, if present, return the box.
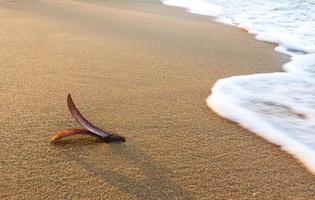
[161,0,315,174]
[0,0,314,199]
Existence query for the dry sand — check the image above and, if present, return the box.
[0,0,314,199]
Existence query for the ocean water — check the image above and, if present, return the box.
[161,0,315,174]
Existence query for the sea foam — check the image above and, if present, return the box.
[161,0,315,174]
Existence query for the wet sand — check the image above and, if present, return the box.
[0,0,314,199]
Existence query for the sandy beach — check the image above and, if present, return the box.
[0,0,314,199]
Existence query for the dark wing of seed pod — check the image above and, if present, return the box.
[67,94,113,139]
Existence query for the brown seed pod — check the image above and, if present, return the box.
[51,94,126,143]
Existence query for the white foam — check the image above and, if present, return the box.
[163,0,222,16]
[207,72,315,174]
[161,0,315,174]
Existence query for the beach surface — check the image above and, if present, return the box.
[0,0,314,199]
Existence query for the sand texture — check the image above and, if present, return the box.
[0,0,314,199]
